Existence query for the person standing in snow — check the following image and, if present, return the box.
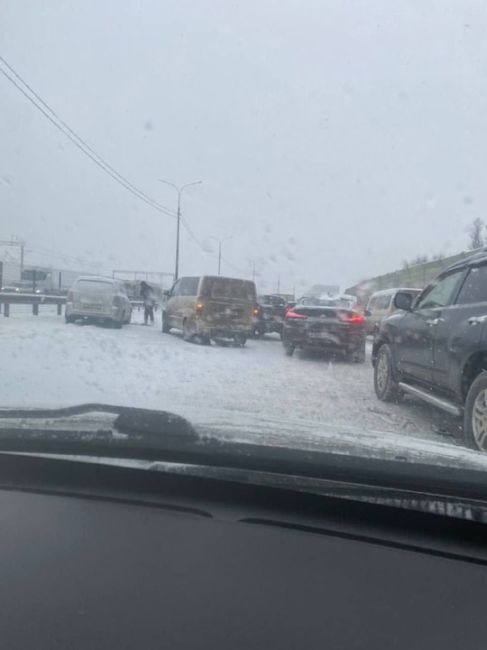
[140,281,155,325]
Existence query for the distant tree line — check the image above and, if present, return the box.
[401,218,486,270]
[402,252,446,270]
[468,217,485,250]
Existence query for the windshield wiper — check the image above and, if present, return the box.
[0,403,198,449]
[1,403,487,510]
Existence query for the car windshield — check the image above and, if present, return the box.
[2,1,487,513]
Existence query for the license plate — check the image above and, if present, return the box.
[82,303,103,311]
[309,332,329,339]
[309,331,339,343]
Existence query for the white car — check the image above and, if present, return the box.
[65,276,132,328]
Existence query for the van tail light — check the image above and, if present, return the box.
[285,310,307,320]
[195,300,205,316]
[339,313,365,325]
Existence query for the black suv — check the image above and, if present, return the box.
[253,294,288,337]
[283,298,366,362]
[372,250,487,451]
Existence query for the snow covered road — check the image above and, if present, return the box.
[2,306,486,470]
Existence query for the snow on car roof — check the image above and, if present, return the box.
[369,287,422,296]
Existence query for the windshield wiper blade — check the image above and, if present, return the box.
[0,403,198,448]
[0,403,195,433]
[1,404,487,507]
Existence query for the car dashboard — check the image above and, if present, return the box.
[0,453,486,649]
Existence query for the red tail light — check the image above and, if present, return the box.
[285,310,307,320]
[339,313,365,325]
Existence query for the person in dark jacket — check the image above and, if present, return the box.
[140,281,155,325]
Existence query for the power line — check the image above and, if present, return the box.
[180,216,207,250]
[0,56,176,218]
[0,56,250,276]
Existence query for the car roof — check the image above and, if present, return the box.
[443,249,487,274]
[199,275,253,283]
[369,287,421,297]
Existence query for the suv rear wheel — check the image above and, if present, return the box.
[374,344,400,402]
[284,343,295,357]
[349,342,366,364]
[183,319,194,342]
[161,311,170,333]
[233,333,247,347]
[464,372,487,451]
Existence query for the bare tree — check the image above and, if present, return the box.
[468,218,484,250]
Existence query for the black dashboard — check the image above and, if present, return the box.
[0,453,486,649]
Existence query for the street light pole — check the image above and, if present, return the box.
[159,179,202,281]
[175,191,181,281]
[211,236,232,276]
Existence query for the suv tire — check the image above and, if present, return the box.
[284,343,295,357]
[349,342,366,364]
[162,311,170,333]
[182,319,194,342]
[233,333,247,347]
[374,344,400,402]
[464,371,487,451]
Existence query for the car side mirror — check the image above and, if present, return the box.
[364,309,372,317]
[394,292,413,311]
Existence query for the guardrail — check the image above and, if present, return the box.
[0,292,66,317]
[0,293,146,318]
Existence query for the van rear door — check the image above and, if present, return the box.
[74,279,114,315]
[200,277,256,329]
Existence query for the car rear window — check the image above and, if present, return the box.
[203,278,256,301]
[179,277,200,296]
[377,295,392,309]
[76,280,114,294]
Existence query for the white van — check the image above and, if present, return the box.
[365,287,422,334]
[65,276,132,328]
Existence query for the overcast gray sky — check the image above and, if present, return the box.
[1,0,486,292]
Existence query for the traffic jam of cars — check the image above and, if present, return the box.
[4,248,481,453]
[159,252,487,453]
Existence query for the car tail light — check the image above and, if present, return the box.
[285,310,307,320]
[195,300,205,315]
[339,313,365,325]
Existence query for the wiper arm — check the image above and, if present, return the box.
[0,403,198,452]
